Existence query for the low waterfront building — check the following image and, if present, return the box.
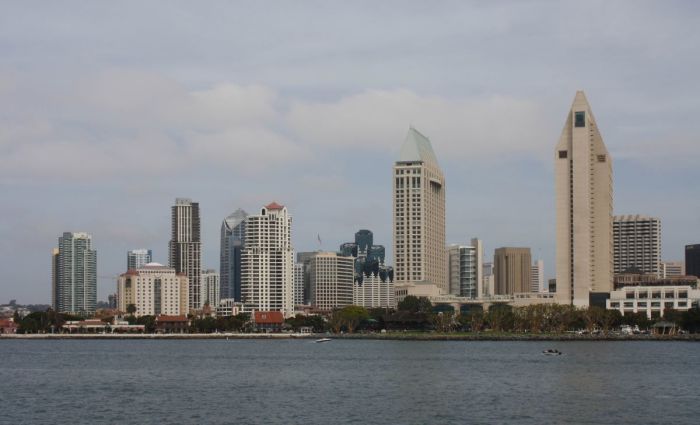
[252,311,284,332]
[155,315,190,333]
[613,272,697,290]
[0,318,18,334]
[607,285,700,318]
[117,263,189,317]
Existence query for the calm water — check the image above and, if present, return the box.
[1,339,699,424]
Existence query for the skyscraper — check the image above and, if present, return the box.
[168,198,201,311]
[220,208,248,301]
[493,247,532,295]
[393,127,446,291]
[613,215,661,276]
[309,252,354,310]
[53,232,97,316]
[555,91,613,306]
[531,259,545,293]
[127,249,152,270]
[447,245,478,298]
[686,244,700,278]
[201,269,220,307]
[240,202,294,316]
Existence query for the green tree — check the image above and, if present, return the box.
[487,304,514,332]
[398,296,432,314]
[126,304,136,316]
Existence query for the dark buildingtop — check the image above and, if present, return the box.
[686,244,700,278]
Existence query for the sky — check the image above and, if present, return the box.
[1,1,699,304]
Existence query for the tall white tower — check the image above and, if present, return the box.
[555,91,613,306]
[240,202,294,317]
[392,127,447,292]
[168,198,202,311]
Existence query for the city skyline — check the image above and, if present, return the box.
[2,2,699,303]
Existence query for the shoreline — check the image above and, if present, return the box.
[2,333,699,341]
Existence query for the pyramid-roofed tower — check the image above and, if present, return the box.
[555,91,613,307]
[393,127,447,293]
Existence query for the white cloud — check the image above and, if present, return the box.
[286,89,552,160]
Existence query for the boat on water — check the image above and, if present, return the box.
[315,338,332,343]
[542,349,562,356]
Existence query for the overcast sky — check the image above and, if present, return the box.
[1,1,699,304]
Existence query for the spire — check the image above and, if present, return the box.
[398,127,439,166]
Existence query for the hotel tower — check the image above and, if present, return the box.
[168,198,202,311]
[393,127,447,292]
[555,91,613,307]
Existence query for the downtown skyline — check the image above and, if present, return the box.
[1,2,699,303]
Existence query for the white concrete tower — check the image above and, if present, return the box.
[392,127,447,292]
[555,91,613,306]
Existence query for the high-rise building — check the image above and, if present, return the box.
[117,263,189,317]
[531,259,545,293]
[353,266,395,309]
[51,248,60,310]
[168,198,202,311]
[201,269,220,307]
[447,245,478,298]
[660,261,685,278]
[555,91,613,306]
[240,202,294,317]
[53,232,97,316]
[340,229,386,271]
[296,251,319,304]
[613,215,661,276]
[308,252,354,310]
[482,262,494,297]
[127,249,153,270]
[293,263,305,307]
[493,247,532,295]
[220,209,247,301]
[686,245,700,278]
[393,127,446,291]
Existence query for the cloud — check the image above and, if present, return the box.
[286,89,552,161]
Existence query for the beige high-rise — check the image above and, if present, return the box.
[555,91,613,306]
[393,127,447,292]
[493,247,532,295]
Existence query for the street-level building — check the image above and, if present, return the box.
[660,261,685,278]
[240,202,294,317]
[555,91,613,306]
[607,285,700,318]
[309,252,354,310]
[216,298,245,317]
[117,263,189,317]
[613,215,661,276]
[393,127,447,292]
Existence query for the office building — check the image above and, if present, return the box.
[117,263,189,317]
[613,215,661,276]
[168,198,202,310]
[354,266,395,309]
[660,261,685,278]
[393,127,446,292]
[201,269,220,307]
[297,251,319,304]
[447,245,479,298]
[220,209,247,301]
[308,252,354,310]
[293,263,305,307]
[53,232,97,316]
[686,244,700,278]
[127,249,153,271]
[531,260,545,293]
[240,202,294,317]
[483,262,494,297]
[493,247,532,295]
[555,91,613,306]
[607,285,700,319]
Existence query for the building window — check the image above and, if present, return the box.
[575,111,585,127]
[597,155,606,163]
[558,151,568,159]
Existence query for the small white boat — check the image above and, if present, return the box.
[315,338,332,343]
[542,349,562,356]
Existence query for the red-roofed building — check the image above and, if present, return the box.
[265,201,284,210]
[155,315,190,333]
[0,318,18,334]
[252,311,285,333]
